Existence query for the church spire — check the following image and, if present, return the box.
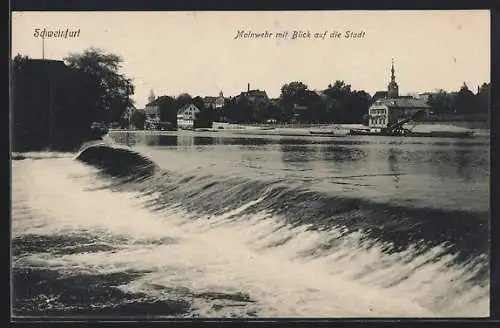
[387,58,399,98]
[148,89,156,104]
[391,58,396,83]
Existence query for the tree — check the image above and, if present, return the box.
[175,93,193,109]
[155,96,177,129]
[427,90,453,115]
[130,110,146,129]
[12,54,30,74]
[194,106,214,129]
[222,96,253,123]
[345,90,371,123]
[63,47,134,124]
[454,82,476,115]
[324,80,352,100]
[192,96,205,111]
[475,82,490,115]
[321,80,368,123]
[280,81,310,121]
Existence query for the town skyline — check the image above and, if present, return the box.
[12,10,490,108]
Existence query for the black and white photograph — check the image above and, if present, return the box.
[11,10,490,319]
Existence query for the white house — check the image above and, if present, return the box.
[177,104,201,130]
[368,98,430,129]
[367,60,430,130]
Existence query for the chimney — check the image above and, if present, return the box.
[247,83,250,92]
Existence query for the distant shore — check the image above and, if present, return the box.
[109,121,490,139]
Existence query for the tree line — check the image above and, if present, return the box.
[132,80,490,130]
[131,80,373,129]
[426,82,490,117]
[12,47,490,151]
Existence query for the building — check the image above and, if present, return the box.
[236,83,269,105]
[12,58,90,151]
[369,98,431,129]
[177,103,201,130]
[203,91,226,110]
[418,92,437,102]
[368,60,430,129]
[144,99,160,130]
[372,91,389,102]
[203,96,217,109]
[215,91,226,109]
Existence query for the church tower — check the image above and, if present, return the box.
[148,90,156,104]
[387,59,399,98]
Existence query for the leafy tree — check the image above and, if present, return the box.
[175,93,193,109]
[194,106,214,128]
[454,82,476,115]
[324,80,352,100]
[222,96,253,123]
[475,82,490,115]
[344,90,371,123]
[265,102,282,121]
[63,47,134,124]
[155,96,177,129]
[130,110,146,129]
[192,96,205,111]
[320,81,369,123]
[279,81,310,121]
[427,90,453,115]
[280,81,309,102]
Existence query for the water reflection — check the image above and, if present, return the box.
[321,145,367,162]
[105,131,489,213]
[177,135,216,147]
[387,148,402,188]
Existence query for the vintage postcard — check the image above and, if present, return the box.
[11,10,490,319]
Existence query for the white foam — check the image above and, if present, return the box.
[12,158,489,317]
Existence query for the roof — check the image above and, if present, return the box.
[244,90,268,98]
[377,98,431,109]
[145,98,162,107]
[203,96,217,103]
[372,91,388,99]
[26,59,66,65]
[177,103,200,115]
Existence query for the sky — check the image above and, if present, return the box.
[12,10,490,108]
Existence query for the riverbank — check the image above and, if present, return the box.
[111,122,489,138]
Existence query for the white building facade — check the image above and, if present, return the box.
[144,104,160,130]
[177,104,201,130]
[368,98,431,129]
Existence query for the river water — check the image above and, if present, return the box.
[12,131,490,318]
